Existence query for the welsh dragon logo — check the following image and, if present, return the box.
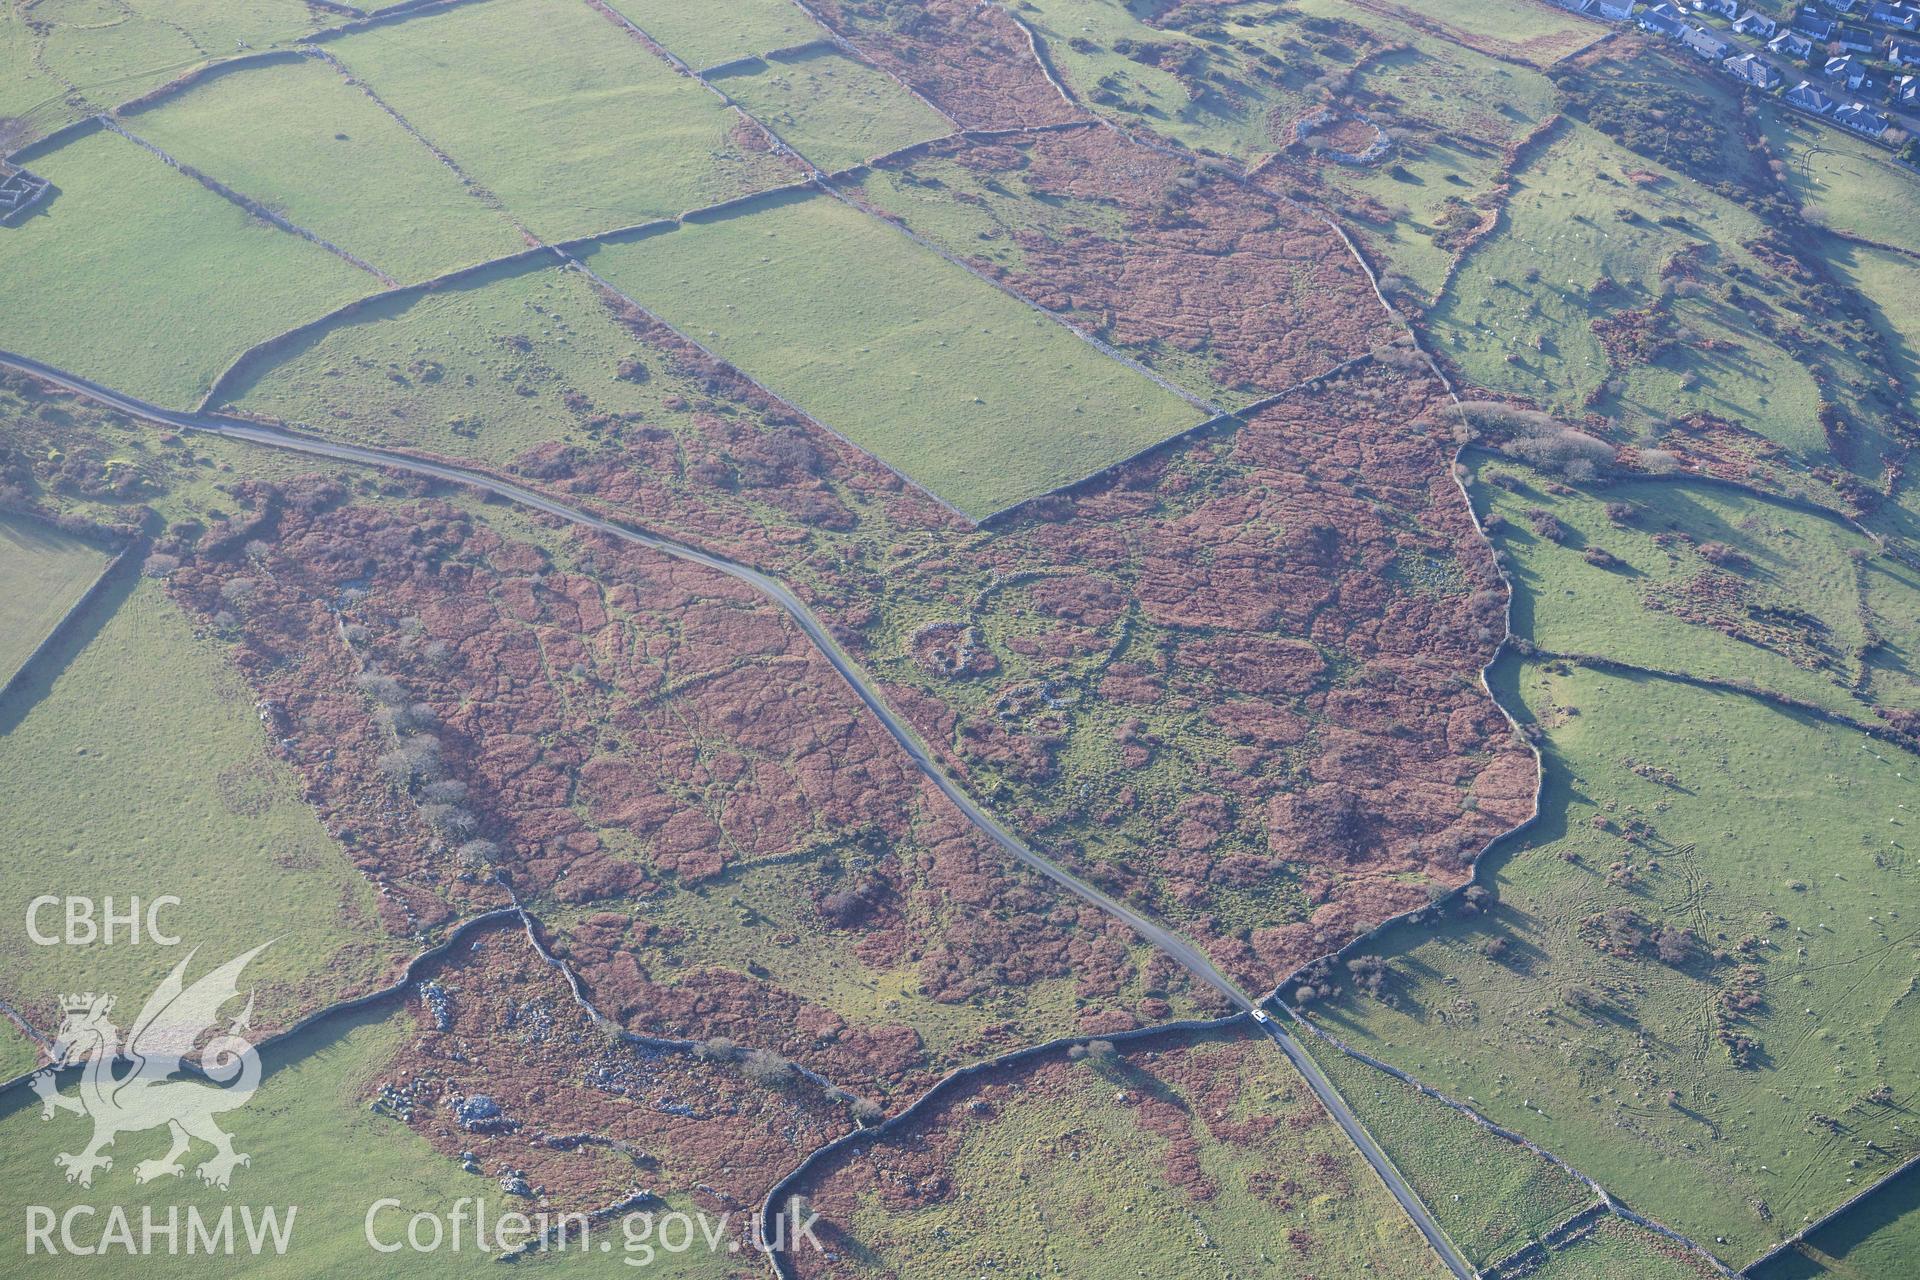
[28,944,268,1190]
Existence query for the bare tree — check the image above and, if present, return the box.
[693,1037,737,1063]
[742,1048,794,1087]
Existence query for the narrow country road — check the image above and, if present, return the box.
[0,349,1478,1280]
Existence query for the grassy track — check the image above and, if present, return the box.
[580,191,1202,519]
[1302,659,1920,1262]
[708,47,950,174]
[608,0,821,70]
[328,0,796,243]
[0,129,373,407]
[0,578,392,1038]
[0,512,109,689]
[125,55,526,283]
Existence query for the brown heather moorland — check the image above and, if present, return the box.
[373,917,854,1225]
[156,475,1208,1103]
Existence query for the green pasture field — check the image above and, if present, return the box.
[580,190,1203,519]
[1301,660,1920,1263]
[1825,244,1920,412]
[0,5,195,148]
[125,54,526,284]
[0,1002,724,1278]
[609,0,821,70]
[1294,0,1562,297]
[1762,111,1920,253]
[0,0,321,148]
[1531,1216,1719,1278]
[1430,121,1836,456]
[0,511,110,689]
[1761,120,1920,477]
[707,46,950,174]
[1324,139,1493,302]
[0,1019,38,1082]
[223,259,711,466]
[844,151,1247,402]
[1752,1162,1920,1280]
[1304,1035,1595,1266]
[846,155,1056,280]
[1012,0,1327,159]
[119,0,322,54]
[327,0,796,244]
[1342,18,1557,118]
[1471,458,1920,715]
[0,577,394,1041]
[0,127,373,407]
[833,1029,1452,1279]
[1356,0,1601,66]
[1856,557,1920,714]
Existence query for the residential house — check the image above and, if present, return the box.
[1794,5,1839,37]
[1891,72,1920,102]
[1725,51,1786,85]
[1870,2,1920,29]
[1787,78,1840,109]
[1639,2,1689,32]
[1691,0,1740,15]
[1826,53,1873,86]
[1830,0,1860,14]
[1891,39,1920,61]
[1770,29,1817,54]
[1595,0,1638,19]
[1733,9,1780,35]
[1839,22,1878,47]
[1684,24,1736,55]
[1834,100,1891,133]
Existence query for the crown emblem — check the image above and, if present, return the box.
[60,993,104,1012]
